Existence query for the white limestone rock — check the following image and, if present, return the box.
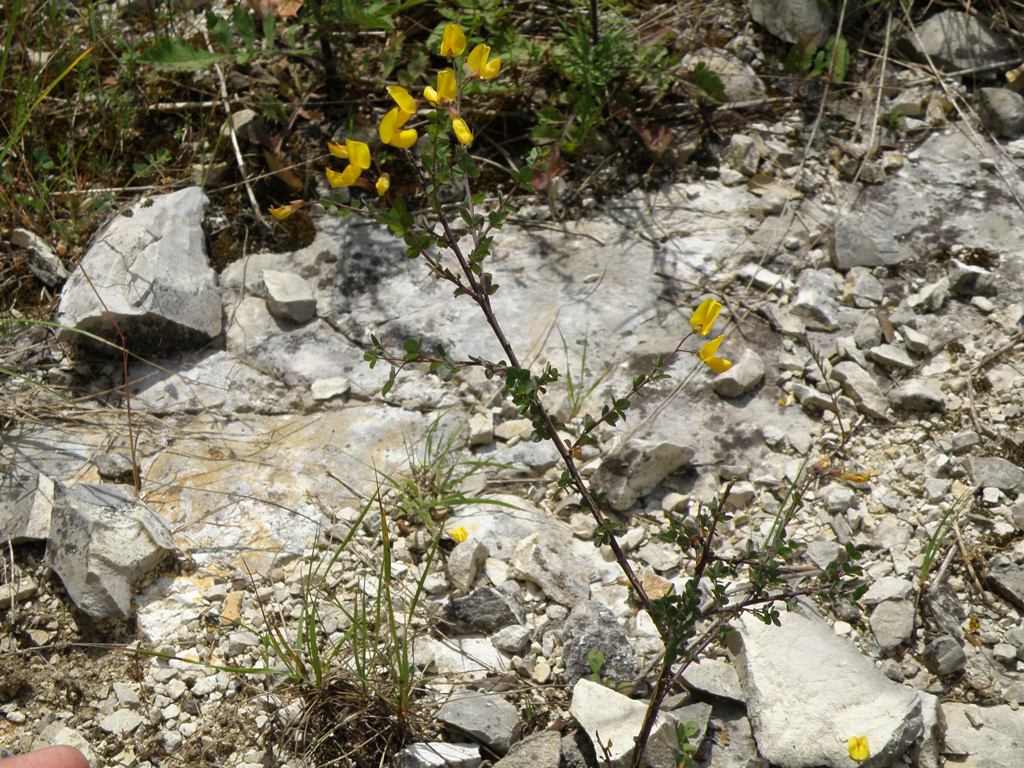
[11,227,69,287]
[398,742,481,768]
[832,211,905,271]
[570,679,679,768]
[729,611,927,768]
[263,269,317,323]
[790,269,840,331]
[681,48,766,102]
[910,11,1011,72]
[680,658,744,702]
[713,349,765,399]
[590,439,694,512]
[511,532,590,607]
[131,349,297,414]
[0,471,54,542]
[468,411,494,446]
[45,482,174,618]
[310,376,351,402]
[491,731,560,768]
[748,0,833,43]
[436,690,522,755]
[58,187,221,353]
[943,702,1024,767]
[831,361,888,420]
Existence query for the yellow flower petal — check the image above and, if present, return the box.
[690,297,723,336]
[379,107,412,145]
[700,334,724,359]
[847,736,869,763]
[452,117,473,145]
[440,23,466,57]
[375,173,390,196]
[466,43,500,80]
[699,335,732,373]
[386,84,416,114]
[268,204,296,221]
[392,127,418,149]
[327,140,348,159]
[481,57,500,79]
[325,163,363,188]
[467,43,488,75]
[424,86,440,106]
[449,526,468,543]
[437,68,457,101]
[345,138,371,170]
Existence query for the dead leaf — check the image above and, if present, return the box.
[746,173,801,200]
[263,148,303,191]
[247,0,303,18]
[529,148,566,193]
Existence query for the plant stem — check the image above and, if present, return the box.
[433,198,657,619]
[589,0,599,50]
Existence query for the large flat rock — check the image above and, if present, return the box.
[58,187,222,354]
[729,611,927,767]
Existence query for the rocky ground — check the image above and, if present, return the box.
[5,2,1024,768]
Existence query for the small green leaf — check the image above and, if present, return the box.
[263,13,277,50]
[690,61,725,102]
[828,36,849,83]
[382,367,397,396]
[142,38,225,71]
[231,5,256,49]
[206,11,233,51]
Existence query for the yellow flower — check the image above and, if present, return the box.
[466,43,500,79]
[699,335,732,373]
[424,69,457,106]
[268,204,296,221]
[379,107,418,149]
[375,173,390,196]
[325,138,372,187]
[690,297,723,336]
[326,164,363,188]
[449,526,468,543]
[847,736,869,763]
[327,138,372,169]
[451,117,473,145]
[386,84,417,114]
[440,23,466,57]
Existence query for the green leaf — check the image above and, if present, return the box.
[262,13,277,50]
[342,0,399,30]
[206,12,233,51]
[530,123,563,143]
[828,36,849,83]
[231,6,256,50]
[802,41,820,72]
[786,43,802,73]
[142,38,225,71]
[690,61,725,103]
[382,367,397,397]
